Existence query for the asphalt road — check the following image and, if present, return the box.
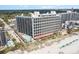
[0,18,26,48]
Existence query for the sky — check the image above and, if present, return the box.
[0,5,79,10]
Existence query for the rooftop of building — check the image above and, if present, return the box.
[16,11,60,18]
[59,10,77,14]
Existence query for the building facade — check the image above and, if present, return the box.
[0,27,7,46]
[16,11,62,39]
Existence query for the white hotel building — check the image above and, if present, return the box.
[16,11,62,39]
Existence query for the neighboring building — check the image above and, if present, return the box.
[60,11,79,23]
[16,11,62,39]
[0,27,7,46]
